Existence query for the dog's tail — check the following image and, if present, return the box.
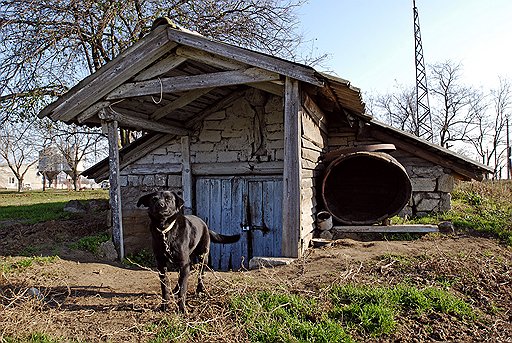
[209,230,240,244]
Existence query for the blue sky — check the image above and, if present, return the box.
[298,0,512,96]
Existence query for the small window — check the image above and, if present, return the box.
[8,177,15,184]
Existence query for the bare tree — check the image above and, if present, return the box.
[0,0,309,126]
[465,77,511,177]
[0,121,38,191]
[37,120,106,191]
[372,84,418,134]
[429,61,484,148]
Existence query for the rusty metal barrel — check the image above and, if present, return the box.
[321,150,412,225]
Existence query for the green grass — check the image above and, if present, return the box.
[0,256,59,275]
[398,181,512,245]
[1,332,85,343]
[0,190,109,224]
[69,232,110,254]
[230,285,474,342]
[146,317,209,343]
[123,249,155,268]
[329,284,474,336]
[231,290,353,343]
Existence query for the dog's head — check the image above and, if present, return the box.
[137,191,184,219]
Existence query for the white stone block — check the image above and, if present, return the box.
[142,175,154,186]
[411,177,437,192]
[206,110,226,120]
[199,129,222,142]
[217,151,239,162]
[194,151,218,163]
[167,175,182,187]
[193,142,215,152]
[221,129,244,138]
[155,174,167,187]
[128,175,141,186]
[119,176,128,187]
[437,174,454,192]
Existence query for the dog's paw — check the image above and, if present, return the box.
[159,301,171,312]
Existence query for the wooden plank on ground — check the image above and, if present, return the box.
[332,225,439,233]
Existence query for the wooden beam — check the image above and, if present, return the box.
[282,77,301,258]
[103,117,124,259]
[175,46,247,70]
[181,136,193,214]
[121,163,181,175]
[191,161,284,175]
[332,225,438,233]
[47,27,176,122]
[99,108,190,135]
[77,101,110,123]
[303,94,328,133]
[150,88,213,121]
[133,54,187,81]
[106,67,280,100]
[166,28,323,87]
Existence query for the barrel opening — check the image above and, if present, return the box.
[322,152,412,225]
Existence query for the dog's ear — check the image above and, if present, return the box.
[137,192,156,208]
[172,192,184,210]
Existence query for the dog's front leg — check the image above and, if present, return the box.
[156,260,171,311]
[174,261,191,314]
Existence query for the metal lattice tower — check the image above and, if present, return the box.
[413,0,433,141]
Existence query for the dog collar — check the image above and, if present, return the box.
[160,218,177,235]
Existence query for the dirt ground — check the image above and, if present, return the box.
[1,215,511,342]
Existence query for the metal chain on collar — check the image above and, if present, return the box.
[159,218,177,261]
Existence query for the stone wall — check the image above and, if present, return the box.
[118,89,284,254]
[325,125,454,220]
[394,154,453,217]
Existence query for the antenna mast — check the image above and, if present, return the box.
[413,0,433,141]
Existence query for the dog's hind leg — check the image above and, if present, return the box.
[196,254,208,294]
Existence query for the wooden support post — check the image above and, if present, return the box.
[281,77,301,258]
[102,115,124,260]
[181,136,193,215]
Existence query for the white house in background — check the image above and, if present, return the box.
[0,163,43,190]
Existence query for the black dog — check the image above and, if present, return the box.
[137,191,240,313]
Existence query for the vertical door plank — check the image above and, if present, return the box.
[249,180,264,258]
[208,178,223,270]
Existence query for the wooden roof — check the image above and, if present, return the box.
[38,20,365,132]
[40,18,492,182]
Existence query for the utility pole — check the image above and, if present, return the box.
[507,118,511,179]
[413,0,433,141]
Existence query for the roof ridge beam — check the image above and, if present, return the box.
[133,53,187,81]
[166,28,323,87]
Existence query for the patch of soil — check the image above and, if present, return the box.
[0,213,109,259]
[1,217,511,342]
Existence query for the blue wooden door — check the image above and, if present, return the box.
[195,176,282,271]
